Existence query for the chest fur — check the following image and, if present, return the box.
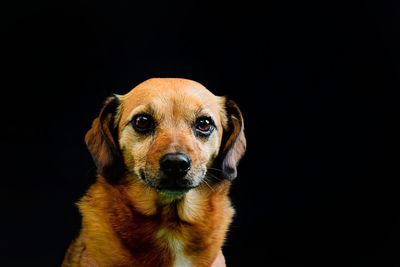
[157,228,192,267]
[79,182,234,267]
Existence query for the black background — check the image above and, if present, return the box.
[1,0,396,266]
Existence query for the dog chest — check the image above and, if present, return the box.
[157,228,192,267]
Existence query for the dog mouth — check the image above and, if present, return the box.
[156,187,192,198]
[154,183,196,197]
[139,170,199,196]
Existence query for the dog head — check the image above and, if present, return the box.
[85,78,246,197]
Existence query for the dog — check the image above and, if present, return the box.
[62,78,246,267]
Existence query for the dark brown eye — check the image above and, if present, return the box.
[194,117,214,136]
[132,114,154,133]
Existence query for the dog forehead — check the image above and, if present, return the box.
[119,78,222,121]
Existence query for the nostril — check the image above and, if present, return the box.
[178,157,190,172]
[160,153,192,177]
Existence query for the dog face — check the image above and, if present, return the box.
[85,78,246,197]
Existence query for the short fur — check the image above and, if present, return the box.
[62,78,246,267]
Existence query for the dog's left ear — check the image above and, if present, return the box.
[217,99,247,180]
[85,95,125,183]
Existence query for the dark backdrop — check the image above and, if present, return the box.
[1,0,396,266]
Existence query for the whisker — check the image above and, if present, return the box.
[206,172,223,182]
[207,167,223,173]
[203,178,215,192]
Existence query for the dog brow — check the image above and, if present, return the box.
[194,107,204,117]
[124,104,158,126]
[195,106,215,117]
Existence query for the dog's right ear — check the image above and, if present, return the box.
[85,95,124,182]
[215,99,247,180]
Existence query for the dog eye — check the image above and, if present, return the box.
[131,114,155,133]
[194,117,214,136]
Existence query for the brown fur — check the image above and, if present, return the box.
[62,78,246,267]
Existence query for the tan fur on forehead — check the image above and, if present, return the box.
[123,78,212,98]
[117,78,226,131]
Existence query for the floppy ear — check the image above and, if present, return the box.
[217,99,247,180]
[85,95,125,183]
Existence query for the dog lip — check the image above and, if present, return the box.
[139,170,195,190]
[156,185,196,193]
[156,185,196,198]
[139,169,200,194]
[159,188,189,195]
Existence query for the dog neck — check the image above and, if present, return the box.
[78,176,234,267]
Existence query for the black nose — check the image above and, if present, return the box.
[160,153,191,178]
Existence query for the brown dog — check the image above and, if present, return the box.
[62,78,246,267]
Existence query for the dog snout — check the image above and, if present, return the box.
[159,153,191,179]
